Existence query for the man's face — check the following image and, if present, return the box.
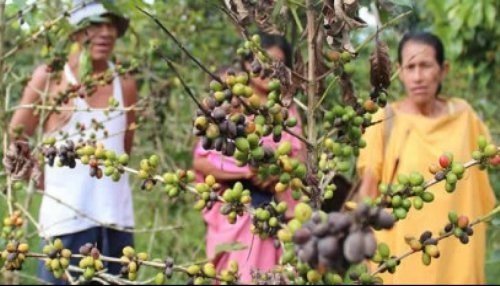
[76,19,118,61]
[399,41,448,104]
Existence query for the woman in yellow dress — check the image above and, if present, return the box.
[357,32,496,284]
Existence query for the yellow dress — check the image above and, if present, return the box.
[357,97,496,284]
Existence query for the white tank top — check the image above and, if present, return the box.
[39,62,135,237]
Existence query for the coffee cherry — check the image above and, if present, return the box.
[477,135,487,150]
[484,144,497,157]
[439,154,451,168]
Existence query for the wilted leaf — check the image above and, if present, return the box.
[369,37,391,90]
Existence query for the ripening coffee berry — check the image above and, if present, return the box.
[439,154,451,168]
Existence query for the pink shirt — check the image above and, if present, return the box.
[193,106,304,283]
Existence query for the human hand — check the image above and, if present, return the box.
[247,167,279,193]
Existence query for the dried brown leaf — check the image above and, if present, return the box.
[369,38,392,90]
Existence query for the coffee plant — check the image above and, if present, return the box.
[0,0,498,285]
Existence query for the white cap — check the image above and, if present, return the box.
[69,0,129,37]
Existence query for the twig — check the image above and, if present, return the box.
[314,75,339,110]
[354,11,413,54]
[35,190,182,234]
[305,0,320,208]
[371,204,500,276]
[284,126,314,149]
[136,5,223,84]
[0,269,51,285]
[10,104,145,113]
[160,55,207,113]
[293,97,308,111]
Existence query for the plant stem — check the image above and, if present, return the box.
[305,0,319,208]
[354,10,413,54]
[136,5,223,84]
[371,203,500,276]
[290,7,304,33]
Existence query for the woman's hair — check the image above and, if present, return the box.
[242,31,293,69]
[397,31,445,66]
[397,32,445,96]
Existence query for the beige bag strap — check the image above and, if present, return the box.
[383,104,394,156]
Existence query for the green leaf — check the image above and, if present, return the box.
[484,3,496,29]
[212,242,247,258]
[467,2,483,29]
[78,47,92,81]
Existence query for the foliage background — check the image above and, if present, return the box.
[0,0,498,284]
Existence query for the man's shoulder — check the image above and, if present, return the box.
[30,64,53,82]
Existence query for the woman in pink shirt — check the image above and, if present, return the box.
[193,32,305,283]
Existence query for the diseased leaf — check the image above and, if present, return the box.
[369,37,391,90]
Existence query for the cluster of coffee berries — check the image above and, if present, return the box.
[43,239,72,279]
[220,182,252,224]
[323,104,370,151]
[251,267,287,285]
[75,142,127,181]
[290,261,349,284]
[326,50,355,73]
[237,34,275,77]
[445,211,474,244]
[154,257,174,285]
[119,246,147,281]
[50,62,137,107]
[472,135,499,169]
[137,154,161,190]
[250,201,288,243]
[53,83,87,106]
[1,210,24,240]
[414,231,440,266]
[40,138,58,167]
[431,152,465,193]
[79,243,104,281]
[233,133,272,167]
[218,259,240,284]
[349,268,382,285]
[57,140,77,168]
[185,262,217,284]
[163,169,196,198]
[257,142,307,196]
[292,203,395,273]
[320,138,358,175]
[371,242,401,274]
[1,240,29,271]
[374,171,429,220]
[194,175,223,211]
[193,72,254,156]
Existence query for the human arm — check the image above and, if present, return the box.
[9,65,51,140]
[193,156,254,181]
[121,74,137,155]
[357,168,379,199]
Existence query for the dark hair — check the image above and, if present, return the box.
[398,32,445,96]
[397,32,445,66]
[243,31,293,69]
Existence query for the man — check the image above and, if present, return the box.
[9,0,137,283]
